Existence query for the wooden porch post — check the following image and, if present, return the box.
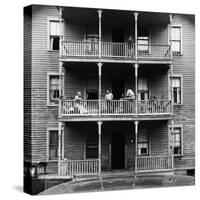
[169,14,174,114]
[58,122,63,175]
[171,120,174,173]
[134,64,139,115]
[98,9,102,58]
[98,62,103,115]
[97,121,103,175]
[134,12,138,60]
[134,121,139,177]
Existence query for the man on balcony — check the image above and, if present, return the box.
[105,90,113,113]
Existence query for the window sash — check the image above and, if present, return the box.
[169,127,182,155]
[49,130,58,160]
[171,26,181,53]
[49,75,60,104]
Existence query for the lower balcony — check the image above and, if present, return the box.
[59,155,173,176]
[60,99,172,121]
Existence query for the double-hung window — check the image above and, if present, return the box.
[138,78,148,101]
[47,73,63,105]
[48,130,59,160]
[138,129,149,156]
[169,126,183,155]
[48,19,63,51]
[172,76,182,104]
[171,25,182,54]
[138,26,149,52]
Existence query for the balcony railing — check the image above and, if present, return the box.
[60,99,171,117]
[60,159,99,176]
[137,155,173,172]
[138,100,171,114]
[138,44,171,59]
[62,41,170,59]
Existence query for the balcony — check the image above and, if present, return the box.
[59,99,172,121]
[61,41,171,62]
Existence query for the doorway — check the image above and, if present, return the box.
[112,79,125,100]
[111,133,125,169]
[112,27,125,56]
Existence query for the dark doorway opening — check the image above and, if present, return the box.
[112,79,125,100]
[112,27,125,56]
[111,133,125,169]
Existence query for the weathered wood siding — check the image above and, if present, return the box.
[24,5,32,162]
[31,5,60,164]
[172,14,195,170]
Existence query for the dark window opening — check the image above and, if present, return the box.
[86,133,98,159]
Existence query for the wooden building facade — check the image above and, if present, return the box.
[24,5,195,177]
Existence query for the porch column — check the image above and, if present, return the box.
[134,12,139,60]
[134,63,139,115]
[171,120,174,173]
[98,62,103,115]
[98,9,102,58]
[170,64,174,114]
[169,14,173,60]
[134,121,139,177]
[58,122,63,175]
[59,7,64,58]
[97,121,103,175]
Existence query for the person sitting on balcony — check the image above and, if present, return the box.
[105,90,113,113]
[126,89,135,100]
[127,36,134,58]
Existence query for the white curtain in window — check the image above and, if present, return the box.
[171,27,181,40]
[172,78,181,87]
[138,78,148,90]
[50,21,60,36]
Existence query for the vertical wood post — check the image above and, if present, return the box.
[134,12,138,60]
[97,121,103,175]
[58,122,63,175]
[59,7,63,57]
[98,62,103,115]
[171,120,174,173]
[170,64,174,114]
[98,10,102,58]
[134,64,138,115]
[169,14,173,60]
[134,121,139,176]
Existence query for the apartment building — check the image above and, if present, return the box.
[24,5,195,180]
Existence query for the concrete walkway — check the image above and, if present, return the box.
[39,174,195,195]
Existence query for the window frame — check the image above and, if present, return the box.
[138,78,149,101]
[47,72,64,106]
[169,74,183,105]
[168,24,183,55]
[47,17,64,51]
[46,127,64,161]
[85,132,98,159]
[168,125,183,156]
[137,129,149,156]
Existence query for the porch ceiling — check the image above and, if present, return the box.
[62,6,170,25]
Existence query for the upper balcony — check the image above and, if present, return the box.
[60,7,172,64]
[61,41,171,63]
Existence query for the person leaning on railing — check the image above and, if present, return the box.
[127,36,134,58]
[105,90,113,113]
[124,89,136,113]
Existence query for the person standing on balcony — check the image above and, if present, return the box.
[127,36,134,58]
[125,89,135,113]
[105,90,113,113]
[74,91,85,114]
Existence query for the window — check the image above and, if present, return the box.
[138,26,149,52]
[169,126,183,155]
[138,129,149,156]
[138,78,148,100]
[48,130,58,160]
[171,25,182,54]
[172,76,182,104]
[47,73,63,105]
[86,133,98,159]
[48,19,63,51]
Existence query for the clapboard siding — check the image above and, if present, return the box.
[24,6,32,162]
[31,5,60,162]
[24,5,195,173]
[172,14,195,169]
